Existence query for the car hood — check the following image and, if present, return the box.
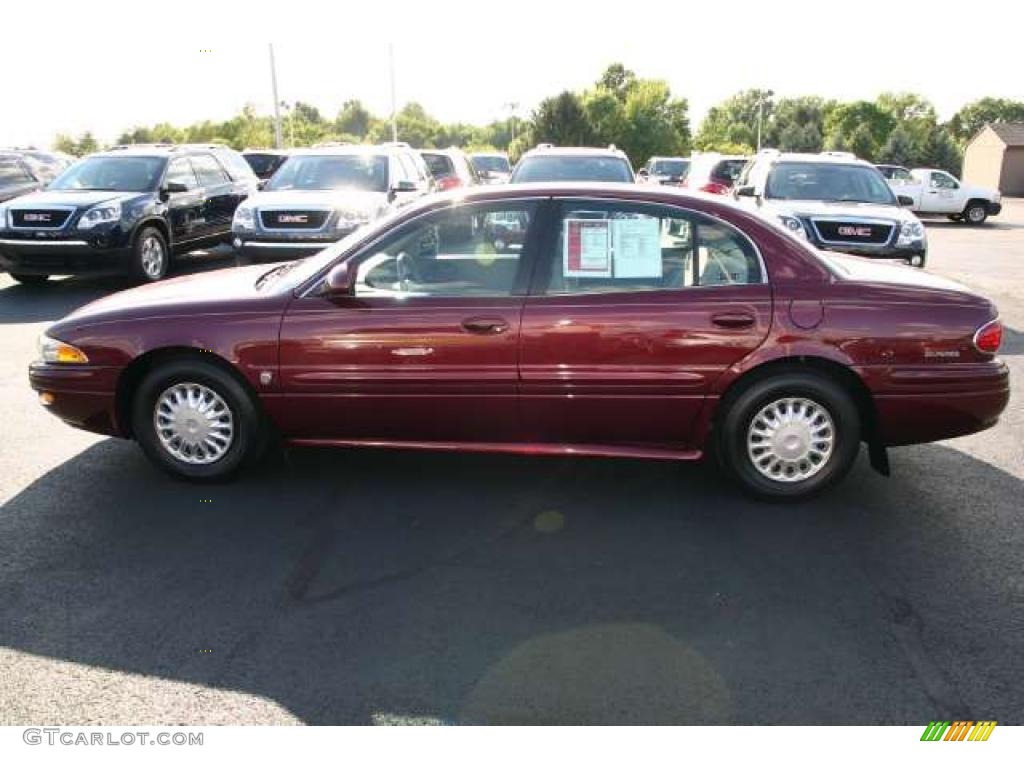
[7,189,145,209]
[247,189,387,212]
[760,198,915,222]
[59,263,287,327]
[823,252,978,296]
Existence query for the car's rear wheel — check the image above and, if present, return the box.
[131,226,169,282]
[716,371,861,500]
[9,273,50,285]
[963,201,988,225]
[132,358,264,481]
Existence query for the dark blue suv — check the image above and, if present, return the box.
[0,144,258,284]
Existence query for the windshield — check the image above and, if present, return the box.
[471,155,510,173]
[243,153,287,179]
[421,153,455,179]
[511,155,633,183]
[650,159,689,177]
[49,156,165,192]
[266,154,388,192]
[766,162,896,204]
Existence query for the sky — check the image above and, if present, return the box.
[3,0,1023,148]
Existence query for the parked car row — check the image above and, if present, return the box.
[0,134,1004,285]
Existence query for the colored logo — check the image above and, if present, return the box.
[920,721,997,741]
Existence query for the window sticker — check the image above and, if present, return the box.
[612,218,661,278]
[564,219,612,278]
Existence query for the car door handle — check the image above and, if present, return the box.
[462,316,509,334]
[711,312,755,329]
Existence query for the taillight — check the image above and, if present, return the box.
[437,176,462,191]
[699,182,730,195]
[973,319,1003,354]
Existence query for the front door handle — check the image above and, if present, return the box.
[462,316,509,335]
[711,312,755,329]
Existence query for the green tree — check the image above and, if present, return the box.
[597,63,637,102]
[694,89,773,151]
[530,91,595,146]
[878,125,916,166]
[335,99,372,138]
[948,97,1024,144]
[845,124,876,161]
[918,127,962,174]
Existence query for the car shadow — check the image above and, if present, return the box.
[1,439,1021,725]
[0,247,238,325]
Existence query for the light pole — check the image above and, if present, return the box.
[504,101,519,144]
[389,44,398,143]
[756,89,774,152]
[269,44,283,149]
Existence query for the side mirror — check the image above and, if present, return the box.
[734,185,757,198]
[161,181,189,200]
[637,168,649,178]
[897,195,915,207]
[388,179,417,202]
[321,261,356,298]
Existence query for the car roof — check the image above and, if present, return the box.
[521,146,628,159]
[285,145,391,157]
[648,156,689,162]
[757,151,872,167]
[94,144,237,159]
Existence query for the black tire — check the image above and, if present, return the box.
[963,201,988,226]
[906,253,926,269]
[132,358,265,481]
[9,273,50,285]
[716,371,861,501]
[130,226,170,282]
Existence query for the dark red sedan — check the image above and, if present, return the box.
[29,183,1009,499]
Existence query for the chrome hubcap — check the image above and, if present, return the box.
[153,383,234,465]
[747,397,835,483]
[140,236,165,278]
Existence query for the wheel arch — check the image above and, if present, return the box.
[115,346,259,438]
[711,354,880,446]
[132,217,171,250]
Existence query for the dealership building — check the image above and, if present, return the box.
[962,122,1024,196]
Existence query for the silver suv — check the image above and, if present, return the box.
[510,145,634,183]
[734,150,927,268]
[231,144,431,262]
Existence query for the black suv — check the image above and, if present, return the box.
[0,144,258,284]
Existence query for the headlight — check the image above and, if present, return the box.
[77,201,122,230]
[37,334,89,364]
[336,209,371,230]
[777,214,807,239]
[897,220,925,245]
[233,205,255,230]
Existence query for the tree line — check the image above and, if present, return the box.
[52,64,1024,175]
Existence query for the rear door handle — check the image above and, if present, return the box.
[711,312,755,329]
[462,316,509,334]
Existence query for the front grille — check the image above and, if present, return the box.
[812,219,893,245]
[11,209,72,229]
[260,210,329,230]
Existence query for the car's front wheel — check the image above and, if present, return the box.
[716,371,861,500]
[963,201,988,226]
[131,226,170,282]
[132,358,264,481]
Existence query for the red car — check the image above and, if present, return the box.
[29,183,1008,499]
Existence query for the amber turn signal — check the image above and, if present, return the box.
[38,334,89,364]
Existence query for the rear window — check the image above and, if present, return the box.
[650,159,689,177]
[471,155,510,173]
[0,156,33,185]
[243,153,286,179]
[711,159,747,185]
[422,153,456,179]
[511,155,633,183]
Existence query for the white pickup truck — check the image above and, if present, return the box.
[876,165,1003,225]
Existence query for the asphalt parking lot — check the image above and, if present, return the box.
[0,209,1021,726]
